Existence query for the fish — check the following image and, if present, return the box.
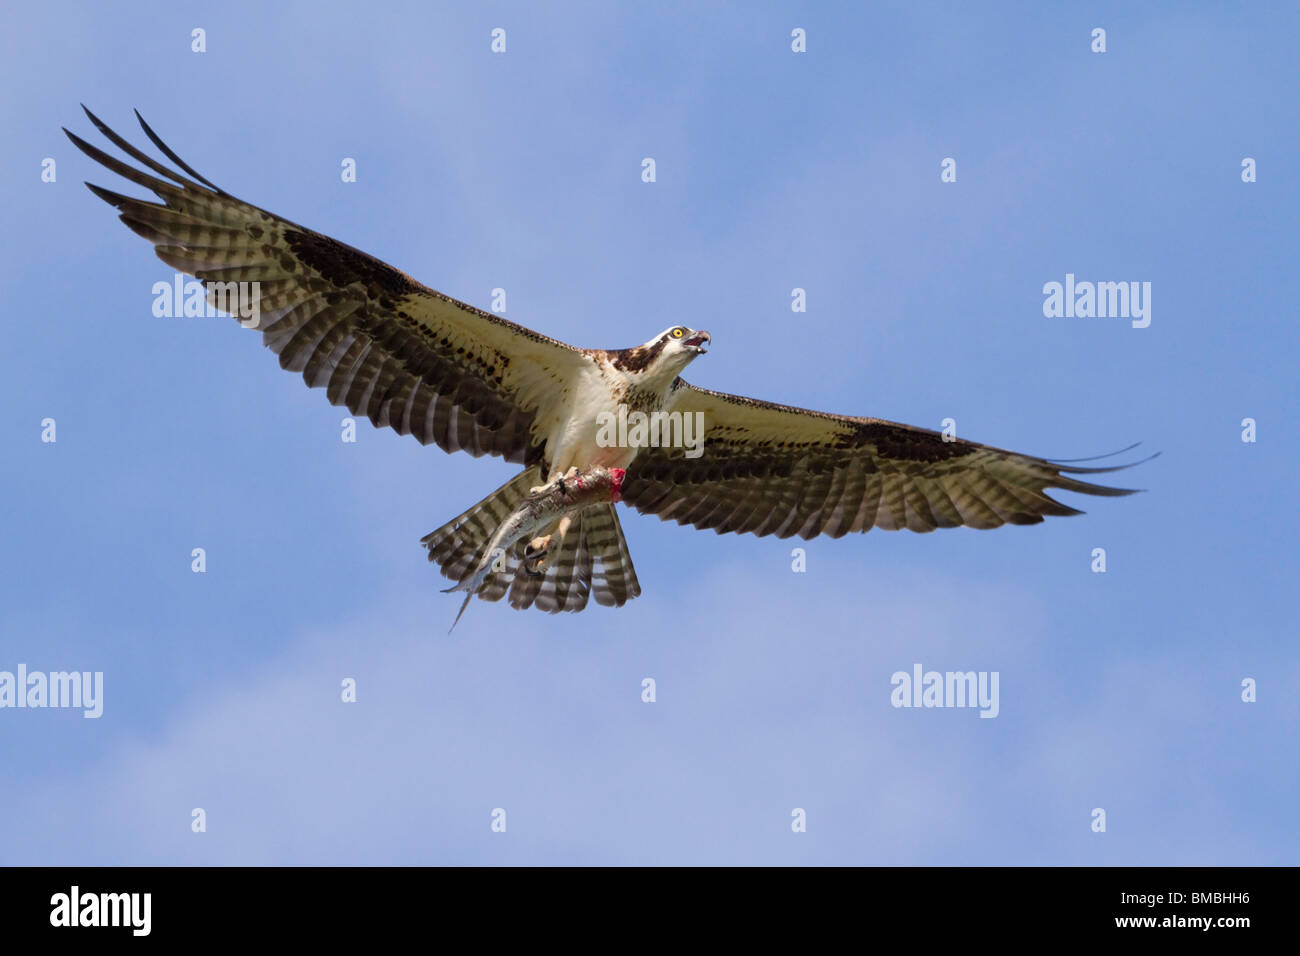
[442,466,626,632]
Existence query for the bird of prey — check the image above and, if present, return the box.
[65,108,1150,617]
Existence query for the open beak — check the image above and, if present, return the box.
[683,330,711,353]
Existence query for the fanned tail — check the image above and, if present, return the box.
[421,468,642,630]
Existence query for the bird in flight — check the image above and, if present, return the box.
[66,107,1150,618]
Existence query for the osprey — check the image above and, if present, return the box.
[66,109,1150,617]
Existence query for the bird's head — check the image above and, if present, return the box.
[611,325,711,380]
[653,325,711,364]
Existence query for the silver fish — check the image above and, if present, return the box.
[443,466,624,632]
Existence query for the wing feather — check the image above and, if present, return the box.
[622,382,1152,539]
[67,107,592,466]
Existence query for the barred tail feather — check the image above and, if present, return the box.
[421,469,641,616]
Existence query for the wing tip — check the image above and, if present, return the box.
[82,180,126,206]
[1049,440,1144,463]
[1049,445,1161,476]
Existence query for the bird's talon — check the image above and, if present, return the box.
[523,534,553,576]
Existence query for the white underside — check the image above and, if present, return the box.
[538,358,681,480]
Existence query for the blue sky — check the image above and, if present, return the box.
[1,1,1296,864]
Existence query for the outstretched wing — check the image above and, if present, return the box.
[622,382,1152,538]
[65,106,590,465]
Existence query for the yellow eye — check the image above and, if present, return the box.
[671,327,685,338]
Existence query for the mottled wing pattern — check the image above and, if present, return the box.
[622,383,1149,538]
[422,469,640,613]
[65,107,589,464]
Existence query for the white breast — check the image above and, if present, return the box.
[539,359,661,478]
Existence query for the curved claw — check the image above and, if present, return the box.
[524,534,552,577]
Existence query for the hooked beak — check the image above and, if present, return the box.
[683,330,711,354]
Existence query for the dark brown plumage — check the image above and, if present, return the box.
[622,386,1150,538]
[65,106,586,468]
